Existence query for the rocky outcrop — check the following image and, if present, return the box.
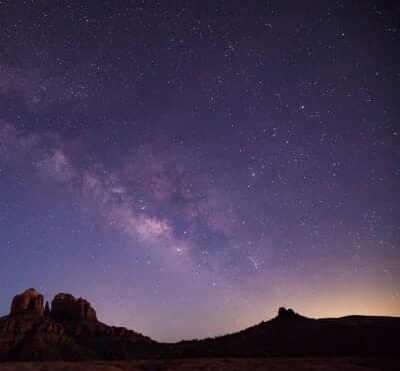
[44,301,51,317]
[3,288,400,361]
[10,288,44,316]
[51,293,97,323]
[277,307,297,319]
[0,288,153,361]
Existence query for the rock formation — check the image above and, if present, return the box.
[0,288,153,361]
[51,293,97,323]
[10,288,44,316]
[277,307,297,319]
[44,301,51,317]
[1,288,400,361]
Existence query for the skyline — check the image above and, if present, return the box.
[0,1,399,342]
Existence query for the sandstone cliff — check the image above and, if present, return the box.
[51,293,97,323]
[0,288,154,361]
[10,288,44,317]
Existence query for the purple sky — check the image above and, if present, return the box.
[0,1,399,341]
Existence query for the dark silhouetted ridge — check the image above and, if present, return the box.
[1,288,400,361]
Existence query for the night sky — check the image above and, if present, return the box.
[0,1,399,342]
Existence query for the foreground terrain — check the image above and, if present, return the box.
[1,289,400,362]
[0,357,399,371]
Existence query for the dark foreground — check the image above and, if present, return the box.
[2,290,400,364]
[0,357,399,371]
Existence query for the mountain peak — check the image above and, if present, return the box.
[277,307,300,319]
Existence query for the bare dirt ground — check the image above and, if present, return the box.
[0,357,399,371]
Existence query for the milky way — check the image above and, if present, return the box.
[0,1,399,341]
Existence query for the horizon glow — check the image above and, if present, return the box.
[0,0,399,342]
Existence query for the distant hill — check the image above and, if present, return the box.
[170,307,400,357]
[1,289,399,361]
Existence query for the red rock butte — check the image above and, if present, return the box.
[9,288,97,323]
[51,293,97,323]
[10,288,44,317]
[1,287,400,362]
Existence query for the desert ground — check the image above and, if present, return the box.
[0,357,399,371]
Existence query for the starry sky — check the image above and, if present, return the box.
[0,0,399,342]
